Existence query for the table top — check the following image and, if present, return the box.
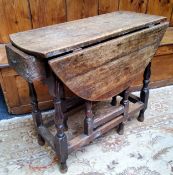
[10,11,166,58]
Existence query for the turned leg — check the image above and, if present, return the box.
[28,82,45,146]
[84,101,94,135]
[111,96,117,106]
[61,97,68,131]
[117,88,129,135]
[53,78,68,173]
[138,62,151,122]
[63,115,68,131]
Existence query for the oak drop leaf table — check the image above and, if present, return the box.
[6,12,168,173]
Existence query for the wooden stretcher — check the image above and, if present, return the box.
[6,11,168,173]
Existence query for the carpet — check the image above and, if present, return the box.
[0,86,173,175]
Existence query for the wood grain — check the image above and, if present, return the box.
[10,11,166,58]
[15,76,29,105]
[49,23,168,101]
[133,53,173,88]
[171,7,173,26]
[29,0,66,28]
[119,0,148,13]
[0,0,32,43]
[152,54,173,82]
[147,0,173,24]
[66,0,98,21]
[160,27,173,45]
[15,77,52,105]
[6,44,46,82]
[98,0,119,14]
[0,44,8,68]
[68,99,143,153]
[0,68,18,79]
[9,100,53,114]
[0,0,172,43]
[2,75,20,108]
[0,70,4,89]
[0,66,53,114]
[156,45,173,56]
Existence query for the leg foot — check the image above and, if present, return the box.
[29,82,45,146]
[60,162,68,173]
[84,101,94,135]
[117,88,129,135]
[128,117,132,121]
[138,62,151,122]
[53,77,68,173]
[63,116,68,131]
[137,110,144,122]
[37,135,45,146]
[111,96,117,106]
[117,123,124,135]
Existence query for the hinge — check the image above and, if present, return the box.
[73,47,82,52]
[148,23,155,28]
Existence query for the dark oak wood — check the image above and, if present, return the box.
[138,62,151,122]
[38,125,55,151]
[28,82,45,146]
[68,97,144,154]
[69,115,124,153]
[53,76,68,173]
[84,101,94,135]
[94,105,124,128]
[117,88,130,135]
[111,96,117,106]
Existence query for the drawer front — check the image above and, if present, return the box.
[6,44,46,82]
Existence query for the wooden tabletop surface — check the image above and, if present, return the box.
[10,11,166,58]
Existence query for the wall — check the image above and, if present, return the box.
[0,0,173,43]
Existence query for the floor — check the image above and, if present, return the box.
[0,86,173,175]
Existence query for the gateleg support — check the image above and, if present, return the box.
[84,101,94,135]
[117,87,129,135]
[53,77,68,173]
[28,82,45,146]
[138,62,151,122]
